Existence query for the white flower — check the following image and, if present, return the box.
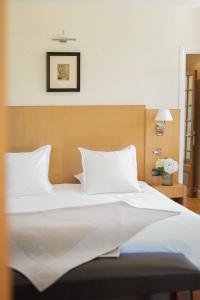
[155,159,165,168]
[163,158,178,174]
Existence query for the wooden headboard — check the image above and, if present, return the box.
[7,105,146,183]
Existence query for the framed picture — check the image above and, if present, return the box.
[46,52,80,92]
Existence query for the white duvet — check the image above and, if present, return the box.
[7,182,200,272]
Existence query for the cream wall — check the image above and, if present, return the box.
[6,0,200,108]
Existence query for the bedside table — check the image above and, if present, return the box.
[152,184,187,206]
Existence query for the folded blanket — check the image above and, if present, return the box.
[9,201,179,291]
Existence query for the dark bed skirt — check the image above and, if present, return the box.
[12,253,200,300]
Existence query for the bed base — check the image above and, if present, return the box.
[12,253,200,300]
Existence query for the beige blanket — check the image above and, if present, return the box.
[9,201,179,291]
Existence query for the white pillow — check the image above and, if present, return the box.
[6,145,53,197]
[78,145,141,194]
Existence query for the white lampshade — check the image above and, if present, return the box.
[155,109,173,122]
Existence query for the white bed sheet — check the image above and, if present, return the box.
[7,181,200,270]
[6,181,180,213]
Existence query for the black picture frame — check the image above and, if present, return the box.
[46,52,80,92]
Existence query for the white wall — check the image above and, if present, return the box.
[6,0,200,108]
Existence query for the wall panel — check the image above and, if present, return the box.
[145,109,180,185]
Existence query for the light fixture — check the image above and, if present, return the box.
[155,109,173,136]
[52,30,77,43]
[153,147,163,156]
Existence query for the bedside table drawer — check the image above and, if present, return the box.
[152,184,187,205]
[154,185,184,198]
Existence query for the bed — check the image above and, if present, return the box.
[6,105,200,299]
[7,182,200,263]
[8,182,200,299]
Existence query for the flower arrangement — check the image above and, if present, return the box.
[155,158,178,175]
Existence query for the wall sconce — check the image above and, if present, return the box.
[155,109,173,136]
[153,147,163,156]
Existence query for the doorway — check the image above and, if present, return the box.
[183,54,200,197]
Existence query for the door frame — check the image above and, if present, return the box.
[178,46,200,183]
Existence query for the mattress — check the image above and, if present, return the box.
[7,182,200,271]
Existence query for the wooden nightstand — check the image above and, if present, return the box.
[152,184,187,206]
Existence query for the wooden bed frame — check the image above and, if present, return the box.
[7,105,146,183]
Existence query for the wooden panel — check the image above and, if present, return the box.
[7,105,145,183]
[152,184,187,206]
[185,197,200,214]
[152,184,186,198]
[145,109,180,185]
[0,0,11,300]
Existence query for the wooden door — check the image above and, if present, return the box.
[0,0,11,299]
[183,71,197,197]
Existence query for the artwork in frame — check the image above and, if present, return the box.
[46,52,80,92]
